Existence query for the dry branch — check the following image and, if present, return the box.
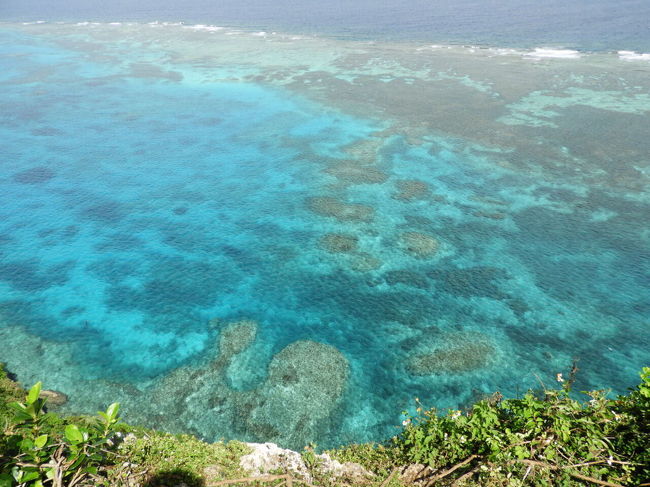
[514,459,625,487]
[426,454,479,485]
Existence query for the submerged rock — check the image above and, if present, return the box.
[407,332,495,375]
[306,197,374,223]
[398,231,439,258]
[40,389,68,407]
[320,233,358,253]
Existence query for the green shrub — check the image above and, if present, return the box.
[394,367,650,485]
[0,382,120,487]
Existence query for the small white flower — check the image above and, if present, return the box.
[402,419,411,426]
[607,455,613,466]
[556,373,564,383]
[451,410,462,419]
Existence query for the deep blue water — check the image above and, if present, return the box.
[0,4,649,450]
[2,0,650,51]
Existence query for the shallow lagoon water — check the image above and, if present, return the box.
[0,22,649,449]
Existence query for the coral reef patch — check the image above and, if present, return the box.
[348,252,383,272]
[319,233,359,253]
[323,161,388,185]
[218,319,259,359]
[407,332,496,375]
[393,179,430,201]
[306,197,374,222]
[398,232,439,258]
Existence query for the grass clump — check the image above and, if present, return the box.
[110,431,249,486]
[0,364,23,426]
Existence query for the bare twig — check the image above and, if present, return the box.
[513,459,625,487]
[426,455,479,484]
[450,465,480,486]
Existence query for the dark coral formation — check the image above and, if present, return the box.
[320,233,359,253]
[398,231,439,258]
[82,201,126,223]
[427,266,508,300]
[13,166,56,184]
[306,197,374,222]
[384,270,429,289]
[393,179,430,201]
[0,259,73,292]
[407,332,495,375]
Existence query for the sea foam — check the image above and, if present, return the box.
[524,48,582,59]
[618,50,650,61]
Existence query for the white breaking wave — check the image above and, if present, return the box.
[185,24,224,32]
[524,48,582,59]
[488,47,527,57]
[618,50,650,61]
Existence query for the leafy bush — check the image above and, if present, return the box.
[0,382,120,487]
[394,367,650,485]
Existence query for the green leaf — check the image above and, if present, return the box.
[27,382,42,405]
[20,438,35,450]
[21,471,40,483]
[8,401,27,412]
[106,402,120,421]
[12,410,33,422]
[0,473,14,487]
[65,424,84,444]
[34,434,48,449]
[11,467,23,482]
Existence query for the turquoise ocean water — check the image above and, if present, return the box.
[0,18,649,449]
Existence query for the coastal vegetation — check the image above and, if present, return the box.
[0,363,648,486]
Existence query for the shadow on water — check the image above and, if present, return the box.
[143,469,205,487]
